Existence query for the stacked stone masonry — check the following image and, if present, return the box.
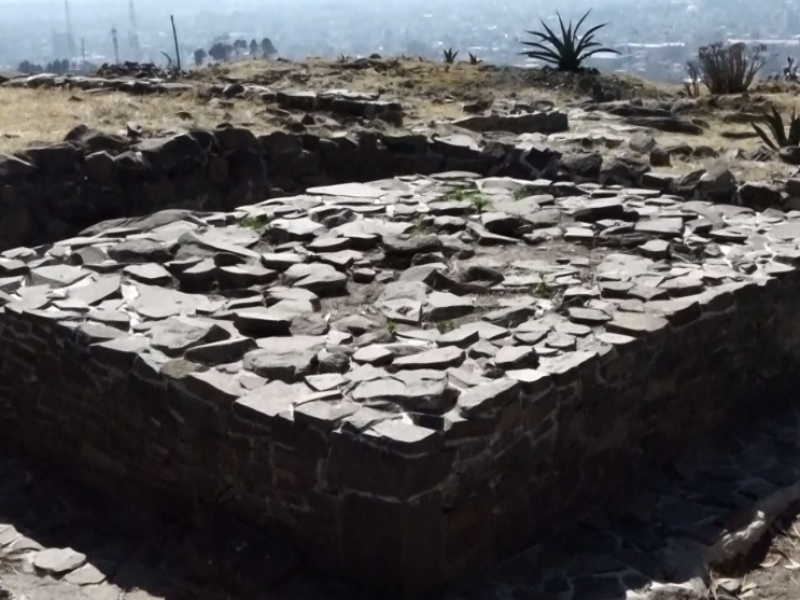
[6,110,765,255]
[0,105,569,254]
[2,172,800,597]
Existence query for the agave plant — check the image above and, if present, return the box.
[752,105,800,149]
[469,52,481,65]
[520,10,619,72]
[443,48,459,64]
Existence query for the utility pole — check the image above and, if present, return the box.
[111,26,120,64]
[128,0,141,60]
[170,15,181,72]
[64,0,77,60]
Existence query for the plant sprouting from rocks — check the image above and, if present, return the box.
[436,320,456,334]
[239,214,268,230]
[519,10,619,72]
[469,194,491,213]
[448,188,467,201]
[752,105,800,150]
[412,217,434,234]
[443,48,459,64]
[693,41,766,94]
[512,187,529,201]
[469,52,481,65]
[386,319,397,337]
[535,275,554,299]
[439,186,491,212]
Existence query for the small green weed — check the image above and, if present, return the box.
[436,320,456,334]
[386,320,397,336]
[239,214,268,229]
[439,185,491,213]
[412,217,434,234]
[512,187,529,201]
[469,194,491,213]
[534,275,553,299]
[440,186,471,201]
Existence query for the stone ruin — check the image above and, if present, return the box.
[2,118,800,598]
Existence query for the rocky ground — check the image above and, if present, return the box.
[3,170,800,598]
[5,56,800,600]
[1,57,799,184]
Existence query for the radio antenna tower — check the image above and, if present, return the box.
[64,0,77,60]
[128,0,141,60]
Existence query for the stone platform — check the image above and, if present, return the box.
[1,172,800,597]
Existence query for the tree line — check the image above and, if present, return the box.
[193,37,277,66]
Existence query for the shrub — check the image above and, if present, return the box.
[752,105,800,149]
[693,41,766,94]
[684,61,701,97]
[519,10,618,72]
[443,48,459,64]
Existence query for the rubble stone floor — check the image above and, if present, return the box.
[4,172,800,599]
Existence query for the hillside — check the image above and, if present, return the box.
[2,56,800,187]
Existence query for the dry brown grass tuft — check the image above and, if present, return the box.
[0,87,281,154]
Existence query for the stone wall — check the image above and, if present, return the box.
[1,244,798,597]
[0,125,528,253]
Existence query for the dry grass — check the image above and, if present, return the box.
[2,57,799,181]
[0,87,281,154]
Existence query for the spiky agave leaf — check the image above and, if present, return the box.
[789,109,800,145]
[752,122,778,150]
[770,105,788,147]
[752,105,792,150]
[574,23,620,61]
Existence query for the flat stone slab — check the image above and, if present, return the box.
[33,547,87,575]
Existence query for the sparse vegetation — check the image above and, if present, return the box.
[519,10,619,72]
[468,52,481,65]
[443,48,459,64]
[691,41,767,95]
[535,275,554,299]
[386,320,397,337]
[512,187,530,201]
[412,217,434,234]
[439,185,491,212]
[436,320,456,334]
[468,194,491,213]
[239,214,268,229]
[684,61,701,98]
[440,186,473,202]
[752,105,800,149]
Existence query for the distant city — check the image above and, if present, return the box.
[3,0,800,82]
